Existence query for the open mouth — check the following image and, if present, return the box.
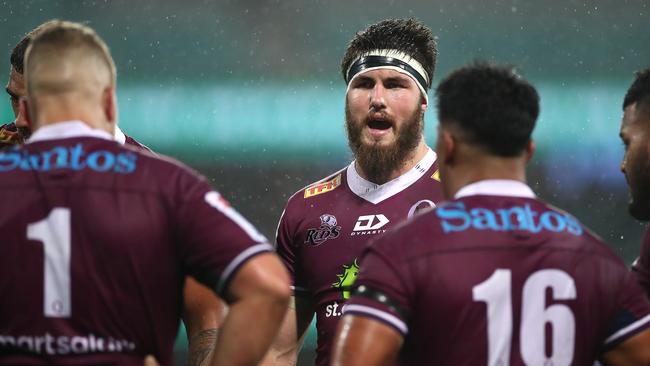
[367,119,392,130]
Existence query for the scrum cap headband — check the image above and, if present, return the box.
[345,49,430,103]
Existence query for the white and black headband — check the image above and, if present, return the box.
[345,49,430,103]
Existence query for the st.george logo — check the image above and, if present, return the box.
[305,214,342,246]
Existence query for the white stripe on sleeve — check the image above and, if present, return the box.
[343,304,408,335]
[604,313,650,346]
[217,243,274,294]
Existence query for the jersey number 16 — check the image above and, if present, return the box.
[473,268,576,366]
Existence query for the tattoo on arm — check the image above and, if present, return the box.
[187,328,218,366]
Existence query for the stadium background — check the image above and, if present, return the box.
[1,1,648,364]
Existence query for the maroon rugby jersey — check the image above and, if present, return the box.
[346,180,650,365]
[0,122,25,147]
[276,148,443,366]
[114,125,152,152]
[0,121,272,365]
[632,225,650,298]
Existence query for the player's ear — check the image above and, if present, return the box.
[525,139,535,162]
[420,94,428,113]
[440,129,456,165]
[103,85,116,124]
[19,97,33,130]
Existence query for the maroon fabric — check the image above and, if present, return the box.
[632,225,650,298]
[347,195,650,365]
[0,123,25,148]
[124,134,152,152]
[276,163,443,366]
[0,137,269,365]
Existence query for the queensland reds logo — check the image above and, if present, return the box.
[407,199,436,218]
[305,214,342,246]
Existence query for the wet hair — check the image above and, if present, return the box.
[436,62,539,157]
[340,18,437,89]
[10,21,55,74]
[623,67,650,114]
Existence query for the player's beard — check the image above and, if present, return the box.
[345,102,423,185]
[627,157,650,221]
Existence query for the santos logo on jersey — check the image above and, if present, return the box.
[0,143,137,174]
[351,214,390,236]
[437,202,583,235]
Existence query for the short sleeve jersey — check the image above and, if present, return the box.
[276,148,443,366]
[0,121,272,365]
[632,225,650,298]
[346,180,650,365]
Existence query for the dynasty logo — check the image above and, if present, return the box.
[305,214,342,246]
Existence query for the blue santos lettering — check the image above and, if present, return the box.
[470,208,500,230]
[0,143,137,174]
[437,202,471,232]
[438,202,583,236]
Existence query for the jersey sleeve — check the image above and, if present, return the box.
[631,225,650,298]
[343,234,413,336]
[174,169,273,301]
[275,201,310,297]
[602,269,650,350]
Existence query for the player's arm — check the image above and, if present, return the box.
[331,314,402,366]
[259,295,315,365]
[600,268,650,366]
[209,252,291,366]
[331,230,412,366]
[600,328,650,365]
[182,276,228,366]
[175,179,291,366]
[631,226,650,298]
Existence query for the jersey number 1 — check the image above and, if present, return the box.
[472,268,576,366]
[27,208,72,318]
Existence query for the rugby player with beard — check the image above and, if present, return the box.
[621,68,650,299]
[1,22,228,366]
[262,18,444,366]
[332,63,650,366]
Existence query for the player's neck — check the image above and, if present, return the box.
[33,104,114,136]
[445,155,528,199]
[355,141,430,185]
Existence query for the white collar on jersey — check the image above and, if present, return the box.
[27,120,126,145]
[347,147,437,204]
[454,179,536,199]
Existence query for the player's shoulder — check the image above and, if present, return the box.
[286,166,347,205]
[124,133,153,153]
[117,142,210,193]
[541,201,614,253]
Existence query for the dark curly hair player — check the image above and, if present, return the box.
[332,63,650,366]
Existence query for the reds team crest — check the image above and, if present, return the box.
[305,214,342,246]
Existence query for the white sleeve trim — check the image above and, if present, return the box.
[217,243,273,294]
[204,191,268,243]
[343,304,408,335]
[604,313,650,345]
